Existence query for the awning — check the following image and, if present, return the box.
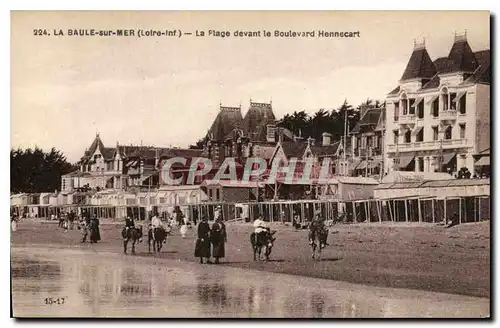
[399,126,410,134]
[411,98,423,108]
[453,91,466,103]
[411,126,423,136]
[426,95,439,105]
[126,160,137,167]
[439,124,450,133]
[398,155,415,169]
[356,161,368,170]
[368,161,381,169]
[441,153,456,165]
[475,156,490,167]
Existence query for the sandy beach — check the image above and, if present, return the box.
[11,219,490,298]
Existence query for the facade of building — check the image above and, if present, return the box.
[384,34,490,176]
[202,101,295,169]
[61,134,196,192]
[350,105,385,178]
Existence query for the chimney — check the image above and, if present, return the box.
[266,124,276,143]
[140,160,144,175]
[322,132,332,146]
[154,148,159,168]
[294,129,304,142]
[307,137,315,146]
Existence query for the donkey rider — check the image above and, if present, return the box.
[253,215,275,244]
[309,212,329,247]
[124,217,142,242]
[151,213,164,241]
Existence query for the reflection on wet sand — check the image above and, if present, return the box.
[11,247,489,318]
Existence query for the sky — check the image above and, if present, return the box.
[11,11,490,163]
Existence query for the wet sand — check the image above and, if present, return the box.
[11,220,490,300]
[11,246,489,318]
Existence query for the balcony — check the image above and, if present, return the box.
[354,147,382,158]
[439,110,457,121]
[398,114,416,125]
[386,138,468,153]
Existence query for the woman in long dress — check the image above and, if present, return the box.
[180,214,189,238]
[195,216,211,264]
[89,216,101,243]
[210,217,227,264]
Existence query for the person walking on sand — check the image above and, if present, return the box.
[195,216,211,264]
[211,216,227,264]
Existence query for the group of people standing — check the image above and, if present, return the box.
[195,215,227,264]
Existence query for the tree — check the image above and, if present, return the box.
[11,147,77,193]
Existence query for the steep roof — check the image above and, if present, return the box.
[280,141,308,158]
[84,134,105,157]
[243,102,276,140]
[350,107,383,134]
[310,141,341,157]
[441,37,478,74]
[208,105,243,141]
[388,86,400,96]
[159,148,203,158]
[392,37,490,93]
[400,47,437,81]
[463,49,491,85]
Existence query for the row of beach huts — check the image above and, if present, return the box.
[11,172,490,225]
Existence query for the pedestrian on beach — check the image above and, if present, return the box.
[89,216,101,243]
[195,216,211,264]
[210,216,227,264]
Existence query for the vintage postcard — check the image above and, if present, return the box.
[10,11,490,318]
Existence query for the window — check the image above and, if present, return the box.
[416,128,424,142]
[409,99,415,115]
[366,136,372,148]
[216,189,220,201]
[401,94,408,115]
[394,101,400,121]
[373,135,379,149]
[393,130,399,144]
[432,98,439,117]
[432,126,438,141]
[418,157,424,172]
[450,93,457,110]
[417,100,424,119]
[361,136,366,149]
[459,94,467,114]
[445,126,452,140]
[441,88,449,111]
[208,189,213,200]
[459,124,466,139]
[404,130,411,143]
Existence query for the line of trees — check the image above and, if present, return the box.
[11,147,78,193]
